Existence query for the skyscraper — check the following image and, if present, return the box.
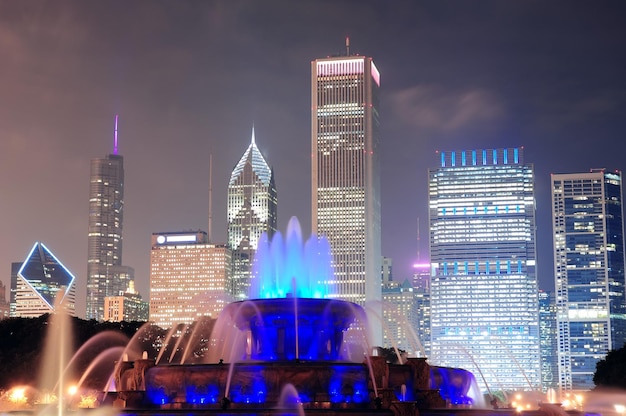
[150,231,231,329]
[11,242,76,317]
[227,127,277,299]
[551,169,626,391]
[311,51,382,326]
[87,116,134,320]
[428,148,540,392]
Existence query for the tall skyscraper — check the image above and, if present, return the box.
[311,51,382,330]
[428,148,540,392]
[87,116,134,320]
[551,169,626,391]
[150,231,231,329]
[227,127,277,299]
[11,242,76,317]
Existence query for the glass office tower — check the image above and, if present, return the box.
[552,170,626,391]
[227,127,277,299]
[87,116,134,320]
[428,147,541,392]
[311,54,382,331]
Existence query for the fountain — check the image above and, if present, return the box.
[5,219,625,416]
[109,217,484,415]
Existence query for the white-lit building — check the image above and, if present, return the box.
[428,147,540,392]
[311,52,382,343]
[150,231,231,329]
[227,127,277,300]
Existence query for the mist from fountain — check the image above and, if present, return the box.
[38,290,72,415]
[276,383,305,416]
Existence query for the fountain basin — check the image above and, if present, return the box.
[219,298,365,362]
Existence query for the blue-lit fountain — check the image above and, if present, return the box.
[113,217,480,414]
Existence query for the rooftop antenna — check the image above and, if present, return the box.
[208,153,213,242]
[416,217,420,260]
[113,114,119,154]
[346,36,350,56]
[251,124,256,145]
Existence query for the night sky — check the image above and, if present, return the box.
[1,1,625,318]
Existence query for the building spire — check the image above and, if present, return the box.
[346,36,350,56]
[251,124,256,145]
[113,114,119,155]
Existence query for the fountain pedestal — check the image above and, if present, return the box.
[391,400,417,416]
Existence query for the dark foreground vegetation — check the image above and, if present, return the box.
[0,315,158,390]
[0,314,624,391]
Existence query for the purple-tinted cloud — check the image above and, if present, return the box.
[388,84,505,135]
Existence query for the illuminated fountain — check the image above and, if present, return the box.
[5,218,625,416]
[111,217,482,415]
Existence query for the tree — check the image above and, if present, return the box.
[593,343,626,388]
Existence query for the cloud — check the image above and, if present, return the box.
[533,91,624,131]
[387,84,505,134]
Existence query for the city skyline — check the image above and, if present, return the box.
[1,1,625,317]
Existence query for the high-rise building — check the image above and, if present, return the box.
[227,127,277,300]
[428,147,540,392]
[539,290,558,392]
[87,116,134,320]
[10,242,76,317]
[551,169,626,391]
[150,231,231,329]
[311,51,382,335]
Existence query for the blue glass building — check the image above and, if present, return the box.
[11,242,76,317]
[428,147,540,392]
[552,170,626,391]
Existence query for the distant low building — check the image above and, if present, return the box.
[381,257,426,357]
[0,280,10,319]
[104,281,148,322]
[11,242,76,317]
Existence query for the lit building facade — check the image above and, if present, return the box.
[104,281,149,322]
[551,170,626,391]
[227,127,277,300]
[10,242,76,317]
[87,116,134,320]
[382,275,425,357]
[0,280,10,319]
[428,147,540,392]
[539,290,558,392]
[311,54,382,334]
[150,231,231,329]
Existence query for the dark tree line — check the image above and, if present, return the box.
[593,342,626,389]
[0,315,157,390]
